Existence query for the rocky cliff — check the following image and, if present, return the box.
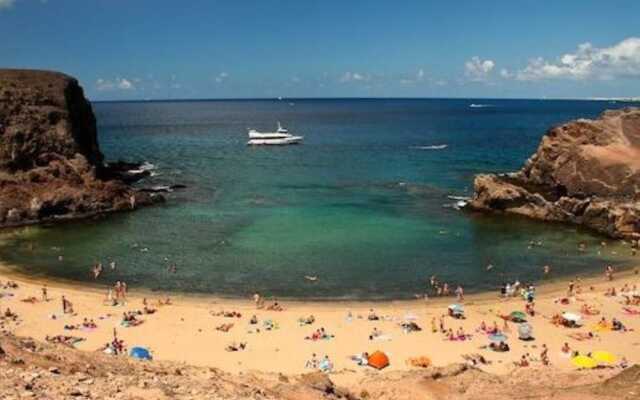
[469,107,640,239]
[0,69,157,226]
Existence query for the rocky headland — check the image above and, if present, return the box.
[0,69,161,227]
[470,107,640,240]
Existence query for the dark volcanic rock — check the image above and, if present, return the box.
[0,69,159,227]
[469,107,640,239]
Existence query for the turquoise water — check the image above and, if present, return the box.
[0,99,636,299]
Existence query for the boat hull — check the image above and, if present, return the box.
[247,136,303,145]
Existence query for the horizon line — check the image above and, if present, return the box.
[89,96,640,104]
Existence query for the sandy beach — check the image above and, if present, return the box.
[2,262,639,388]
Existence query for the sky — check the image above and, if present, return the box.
[1,0,639,100]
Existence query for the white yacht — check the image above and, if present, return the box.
[247,122,303,145]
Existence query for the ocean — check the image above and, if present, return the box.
[0,98,635,299]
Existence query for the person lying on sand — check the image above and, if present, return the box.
[612,318,627,331]
[580,304,600,316]
[367,309,379,321]
[45,335,85,347]
[211,310,242,318]
[216,323,234,332]
[567,332,596,341]
[298,315,315,326]
[267,301,283,311]
[156,297,172,306]
[400,321,421,333]
[82,318,98,329]
[369,327,383,340]
[263,319,278,330]
[306,327,334,341]
[622,307,640,315]
[225,342,246,352]
[487,341,510,352]
[2,281,18,289]
[352,352,370,366]
[21,296,39,304]
[121,312,143,327]
[462,353,491,366]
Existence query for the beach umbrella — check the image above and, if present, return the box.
[517,323,533,339]
[571,355,597,369]
[488,333,508,343]
[368,351,390,370]
[130,346,152,361]
[591,351,617,364]
[510,311,527,321]
[562,312,581,322]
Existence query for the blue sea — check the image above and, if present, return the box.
[0,98,636,299]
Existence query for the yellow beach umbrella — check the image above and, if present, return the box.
[571,355,597,369]
[591,351,617,364]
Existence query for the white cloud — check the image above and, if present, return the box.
[215,72,229,83]
[464,56,495,82]
[339,71,370,83]
[499,68,513,79]
[0,0,15,9]
[95,77,135,91]
[117,78,133,90]
[512,37,640,81]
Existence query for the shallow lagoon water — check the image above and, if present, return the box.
[0,99,635,299]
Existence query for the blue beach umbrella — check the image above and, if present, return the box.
[488,333,508,343]
[130,346,152,360]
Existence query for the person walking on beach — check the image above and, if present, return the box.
[455,285,464,302]
[605,265,614,281]
[61,295,73,314]
[567,279,575,297]
[41,285,48,302]
[114,281,122,303]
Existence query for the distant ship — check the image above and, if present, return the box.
[247,122,303,145]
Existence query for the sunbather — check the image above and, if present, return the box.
[216,323,234,332]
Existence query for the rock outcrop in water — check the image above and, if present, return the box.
[0,69,159,227]
[470,107,640,239]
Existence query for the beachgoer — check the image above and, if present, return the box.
[605,265,614,281]
[455,285,464,302]
[540,344,549,365]
[41,286,48,302]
